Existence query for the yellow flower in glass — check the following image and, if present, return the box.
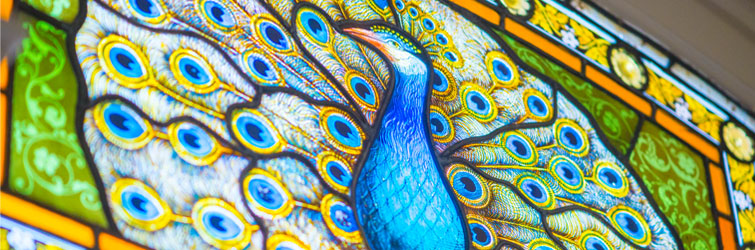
[724,122,755,162]
[501,0,532,16]
[609,47,647,89]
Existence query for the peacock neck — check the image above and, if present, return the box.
[380,63,429,132]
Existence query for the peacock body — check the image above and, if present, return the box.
[74,0,679,249]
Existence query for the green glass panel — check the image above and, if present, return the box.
[9,15,108,227]
[630,121,717,249]
[23,0,78,23]
[498,31,638,155]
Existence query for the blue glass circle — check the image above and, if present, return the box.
[103,104,146,140]
[469,223,493,247]
[584,236,611,250]
[506,134,532,160]
[349,76,376,106]
[259,21,290,51]
[429,111,450,138]
[130,0,161,18]
[121,188,161,221]
[408,7,418,17]
[598,167,624,190]
[203,0,234,29]
[109,46,144,79]
[526,95,549,118]
[452,172,483,201]
[559,125,584,150]
[431,68,449,92]
[300,11,329,44]
[177,124,214,157]
[201,210,242,240]
[615,211,646,241]
[325,114,361,149]
[465,91,491,116]
[554,160,581,187]
[444,51,458,62]
[422,18,435,30]
[492,58,513,82]
[248,178,285,210]
[328,203,358,232]
[235,115,277,150]
[178,57,211,86]
[394,0,405,10]
[245,53,277,82]
[326,161,352,187]
[521,178,548,204]
[435,34,448,45]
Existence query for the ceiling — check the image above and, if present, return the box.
[590,0,755,112]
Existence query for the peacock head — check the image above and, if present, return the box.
[344,25,422,63]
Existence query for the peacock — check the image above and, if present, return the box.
[73,0,679,249]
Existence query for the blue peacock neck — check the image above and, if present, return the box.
[354,49,465,249]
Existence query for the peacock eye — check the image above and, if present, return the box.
[191,198,253,249]
[389,40,400,48]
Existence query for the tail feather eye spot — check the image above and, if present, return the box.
[485,51,519,88]
[346,73,378,109]
[243,169,294,218]
[267,234,308,250]
[467,216,496,250]
[317,152,353,194]
[431,65,457,100]
[169,122,222,166]
[609,206,651,246]
[408,6,419,17]
[503,132,537,166]
[429,106,454,143]
[321,194,361,241]
[549,156,584,193]
[447,164,490,208]
[580,232,614,250]
[231,110,282,154]
[320,108,363,154]
[554,119,589,157]
[461,84,497,122]
[523,89,552,122]
[192,198,252,249]
[170,49,219,93]
[126,0,165,23]
[517,174,555,208]
[435,33,448,45]
[422,18,436,30]
[98,36,150,86]
[111,179,172,231]
[255,18,293,53]
[443,50,460,64]
[297,9,330,45]
[243,51,279,83]
[432,69,449,92]
[94,102,153,150]
[394,0,405,10]
[199,0,235,31]
[594,161,628,197]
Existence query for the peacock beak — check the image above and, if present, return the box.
[343,27,394,60]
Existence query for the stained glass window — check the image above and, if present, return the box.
[1,0,753,249]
